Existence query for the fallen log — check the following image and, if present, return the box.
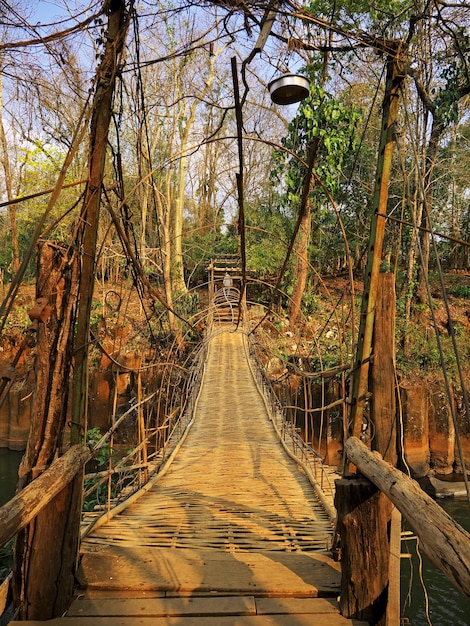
[344,436,470,598]
[0,444,91,548]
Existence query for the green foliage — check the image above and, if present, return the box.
[183,230,237,286]
[433,28,470,127]
[245,200,293,279]
[272,80,360,210]
[301,288,319,316]
[175,291,200,318]
[396,324,464,377]
[448,285,470,299]
[305,0,413,38]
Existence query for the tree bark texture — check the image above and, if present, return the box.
[289,202,311,326]
[371,273,397,465]
[13,0,132,617]
[345,436,470,598]
[416,117,444,305]
[0,72,20,274]
[349,54,404,441]
[71,0,131,444]
[13,242,80,619]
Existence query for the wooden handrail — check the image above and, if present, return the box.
[0,445,92,548]
[344,436,470,598]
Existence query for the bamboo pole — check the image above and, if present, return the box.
[345,436,470,598]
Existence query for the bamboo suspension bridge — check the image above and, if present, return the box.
[7,295,365,625]
[1,278,470,625]
[0,2,470,621]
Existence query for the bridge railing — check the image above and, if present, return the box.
[210,286,242,326]
[244,328,338,523]
[80,333,210,536]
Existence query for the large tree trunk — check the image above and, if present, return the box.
[288,202,311,325]
[71,0,131,443]
[13,242,80,619]
[12,2,132,619]
[416,117,444,305]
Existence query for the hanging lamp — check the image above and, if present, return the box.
[268,73,310,105]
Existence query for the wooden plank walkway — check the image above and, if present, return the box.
[13,330,365,625]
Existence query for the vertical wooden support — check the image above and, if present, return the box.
[338,273,400,624]
[71,0,131,445]
[371,273,397,465]
[349,52,405,440]
[137,371,148,484]
[372,273,400,626]
[339,49,406,625]
[335,478,393,624]
[387,507,402,626]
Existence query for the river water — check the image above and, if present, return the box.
[1,449,469,624]
[401,496,470,625]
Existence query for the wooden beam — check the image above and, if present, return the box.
[345,436,470,598]
[0,445,91,548]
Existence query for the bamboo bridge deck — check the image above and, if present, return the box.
[15,330,366,625]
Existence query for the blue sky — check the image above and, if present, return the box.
[27,1,94,27]
[28,1,67,23]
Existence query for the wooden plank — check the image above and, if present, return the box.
[12,615,367,625]
[386,507,401,626]
[371,272,397,464]
[77,547,340,597]
[0,572,11,614]
[81,331,334,557]
[0,445,91,547]
[255,596,340,614]
[68,595,256,617]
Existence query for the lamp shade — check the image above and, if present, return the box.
[268,73,310,105]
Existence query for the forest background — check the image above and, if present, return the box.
[0,0,469,383]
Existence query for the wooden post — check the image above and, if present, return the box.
[338,274,400,625]
[335,478,393,624]
[371,272,400,626]
[340,48,406,625]
[371,273,397,465]
[137,371,148,484]
[71,0,131,445]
